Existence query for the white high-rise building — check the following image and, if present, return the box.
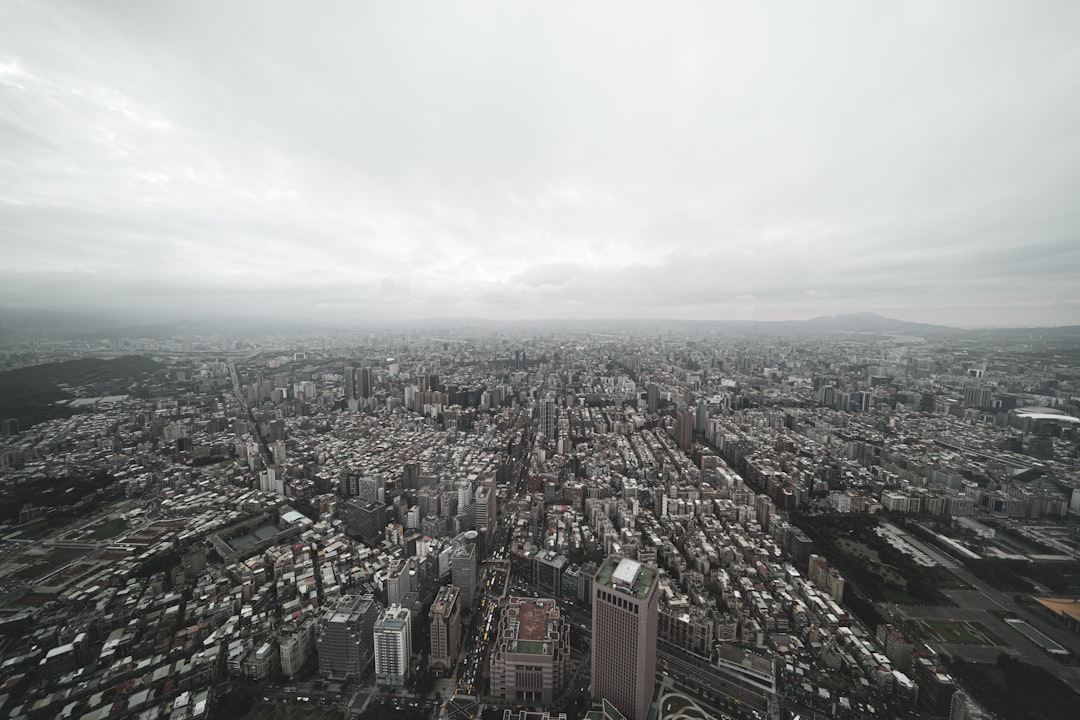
[374,604,412,687]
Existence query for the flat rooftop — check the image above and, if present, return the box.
[515,599,551,641]
[597,555,655,599]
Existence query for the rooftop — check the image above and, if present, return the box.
[597,554,656,599]
[510,639,551,655]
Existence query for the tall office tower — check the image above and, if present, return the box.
[374,604,412,687]
[316,594,380,681]
[428,585,462,674]
[695,399,709,434]
[675,408,693,452]
[402,462,420,491]
[592,555,659,720]
[474,482,494,553]
[451,539,478,609]
[360,367,375,400]
[345,365,361,412]
[647,383,659,415]
[358,475,385,503]
[417,487,441,518]
[385,557,419,607]
[456,479,474,519]
[343,500,388,546]
[490,596,570,704]
[539,396,557,442]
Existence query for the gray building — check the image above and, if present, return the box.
[452,540,478,609]
[385,557,419,607]
[429,585,462,674]
[343,499,387,546]
[316,593,380,681]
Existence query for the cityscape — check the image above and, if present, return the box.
[0,316,1079,720]
[3,3,1080,720]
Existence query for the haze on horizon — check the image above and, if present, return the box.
[1,1,1079,329]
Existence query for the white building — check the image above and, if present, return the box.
[374,604,412,687]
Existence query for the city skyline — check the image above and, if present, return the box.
[2,2,1079,327]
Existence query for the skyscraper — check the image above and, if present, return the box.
[539,395,556,442]
[316,593,380,681]
[592,555,659,720]
[429,585,462,674]
[360,366,375,400]
[344,365,361,412]
[675,408,693,452]
[451,538,478,609]
[374,604,412,687]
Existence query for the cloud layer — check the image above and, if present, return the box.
[2,1,1079,326]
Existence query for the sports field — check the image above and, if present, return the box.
[917,619,998,645]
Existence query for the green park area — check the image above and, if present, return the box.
[918,620,998,645]
[793,512,957,607]
[947,655,1078,720]
[7,517,75,540]
[87,518,128,540]
[9,546,88,580]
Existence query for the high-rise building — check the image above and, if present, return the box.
[343,499,387,546]
[360,367,375,400]
[591,555,659,720]
[646,383,659,415]
[695,399,709,434]
[452,539,479,609]
[345,365,360,412]
[474,481,495,555]
[490,596,570,704]
[316,594,380,681]
[374,604,412,687]
[385,557,419,607]
[429,585,462,674]
[675,409,693,452]
[539,396,557,442]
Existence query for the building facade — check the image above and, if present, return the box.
[316,593,379,681]
[429,585,462,674]
[490,596,570,704]
[591,556,658,720]
[374,604,412,687]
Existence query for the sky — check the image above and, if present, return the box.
[1,1,1079,328]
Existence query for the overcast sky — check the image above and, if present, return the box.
[2,1,1078,327]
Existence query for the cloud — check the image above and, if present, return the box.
[0,1,1078,326]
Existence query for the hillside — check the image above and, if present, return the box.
[0,356,162,430]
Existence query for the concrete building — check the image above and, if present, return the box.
[676,409,693,452]
[374,604,413,687]
[316,593,380,681]
[279,617,317,677]
[429,585,463,674]
[386,557,419,607]
[490,596,570,704]
[539,396,557,442]
[591,555,659,720]
[343,499,388,546]
[452,539,479,609]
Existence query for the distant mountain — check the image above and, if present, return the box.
[91,316,339,339]
[801,312,943,332]
[0,308,121,337]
